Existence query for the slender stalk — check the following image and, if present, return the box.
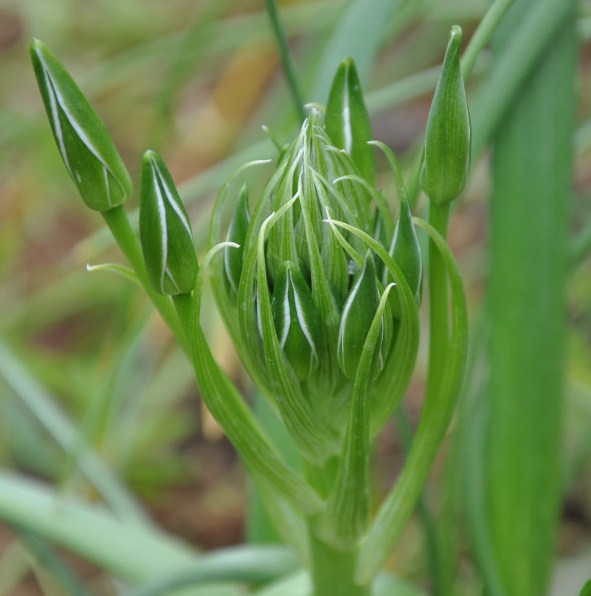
[101,206,188,353]
[427,202,450,391]
[395,407,443,595]
[265,0,306,122]
[461,0,515,78]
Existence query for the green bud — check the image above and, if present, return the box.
[29,39,132,212]
[338,252,387,381]
[224,185,250,294]
[139,150,198,295]
[326,57,376,184]
[421,25,471,204]
[272,262,320,381]
[386,195,422,317]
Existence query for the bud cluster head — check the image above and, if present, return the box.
[213,109,405,432]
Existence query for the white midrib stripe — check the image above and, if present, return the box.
[40,58,123,205]
[342,69,353,154]
[151,167,169,293]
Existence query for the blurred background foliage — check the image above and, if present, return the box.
[1,0,591,594]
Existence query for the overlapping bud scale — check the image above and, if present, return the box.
[213,108,421,429]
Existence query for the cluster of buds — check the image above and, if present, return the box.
[30,25,470,587]
[30,23,469,477]
[210,91,423,460]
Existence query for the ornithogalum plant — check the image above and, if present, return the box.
[31,25,469,596]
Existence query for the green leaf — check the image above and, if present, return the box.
[474,3,577,593]
[326,58,375,183]
[0,340,149,527]
[130,546,298,596]
[421,26,471,205]
[30,39,132,212]
[0,471,198,583]
[308,0,406,103]
[139,150,198,296]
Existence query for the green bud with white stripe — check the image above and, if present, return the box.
[272,262,320,382]
[30,39,132,212]
[386,195,423,317]
[338,252,390,381]
[326,57,375,184]
[139,150,198,296]
[224,185,250,295]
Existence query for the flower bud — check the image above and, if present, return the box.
[337,252,390,381]
[386,195,422,317]
[421,26,471,204]
[272,262,320,381]
[139,150,198,295]
[325,57,375,184]
[224,185,250,294]
[30,39,132,211]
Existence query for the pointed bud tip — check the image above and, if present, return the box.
[450,25,462,43]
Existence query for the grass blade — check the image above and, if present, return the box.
[0,339,149,527]
[476,1,578,593]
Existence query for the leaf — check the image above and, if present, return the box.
[308,0,406,103]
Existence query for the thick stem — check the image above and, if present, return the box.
[101,206,188,352]
[308,529,370,596]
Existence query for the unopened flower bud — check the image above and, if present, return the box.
[272,262,320,381]
[325,57,375,184]
[386,195,422,317]
[338,252,390,381]
[421,25,471,204]
[30,39,132,211]
[224,185,250,294]
[139,150,198,295]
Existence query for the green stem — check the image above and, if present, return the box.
[265,0,306,122]
[428,202,450,391]
[461,0,515,78]
[101,206,188,353]
[395,407,443,595]
[307,528,370,596]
